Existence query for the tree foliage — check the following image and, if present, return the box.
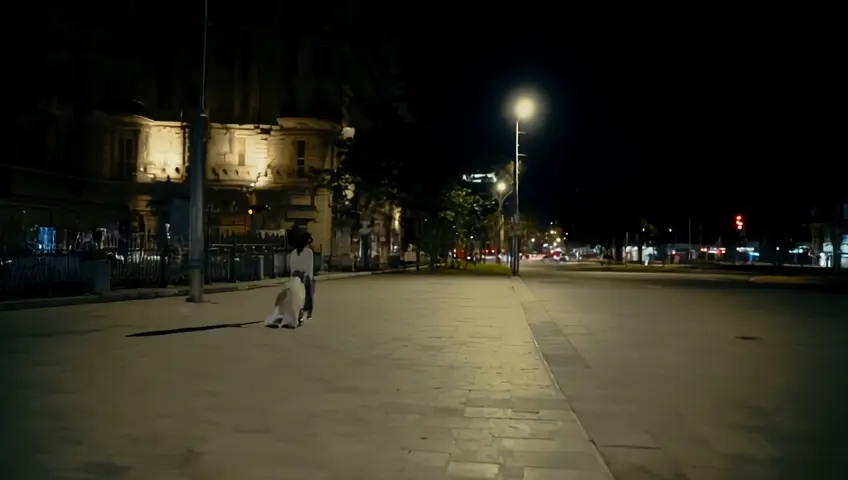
[332,105,410,220]
[332,98,479,259]
[638,218,658,237]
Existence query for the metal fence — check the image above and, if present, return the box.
[0,230,326,301]
[0,254,89,300]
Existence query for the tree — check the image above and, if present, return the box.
[332,100,474,271]
[332,103,408,215]
[446,187,492,243]
[403,185,492,270]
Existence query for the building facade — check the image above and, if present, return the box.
[5,2,406,266]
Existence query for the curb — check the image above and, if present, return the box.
[509,277,617,479]
[0,267,412,313]
[746,275,848,293]
[747,275,826,285]
[557,265,746,275]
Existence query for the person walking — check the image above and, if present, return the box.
[288,231,315,321]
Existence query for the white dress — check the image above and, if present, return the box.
[263,276,306,328]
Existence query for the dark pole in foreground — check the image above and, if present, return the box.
[188,0,210,302]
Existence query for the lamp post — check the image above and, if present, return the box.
[187,0,210,302]
[494,181,511,264]
[512,98,534,276]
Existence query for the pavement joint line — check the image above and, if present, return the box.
[509,276,617,479]
[0,266,417,313]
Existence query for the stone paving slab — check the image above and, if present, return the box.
[0,274,612,479]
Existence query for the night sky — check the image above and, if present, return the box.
[19,3,840,245]
[397,9,838,243]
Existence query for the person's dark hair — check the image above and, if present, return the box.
[293,231,308,254]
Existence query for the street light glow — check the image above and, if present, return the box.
[515,98,534,119]
[496,181,507,192]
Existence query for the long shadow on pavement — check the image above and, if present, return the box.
[126,321,260,337]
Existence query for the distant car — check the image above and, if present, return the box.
[542,254,568,264]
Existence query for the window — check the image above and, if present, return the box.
[295,140,307,177]
[117,137,137,179]
[236,137,246,166]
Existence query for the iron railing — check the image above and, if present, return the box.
[0,229,326,301]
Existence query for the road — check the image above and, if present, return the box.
[519,262,848,479]
[0,274,611,480]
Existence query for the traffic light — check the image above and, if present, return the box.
[735,215,744,231]
[247,204,270,215]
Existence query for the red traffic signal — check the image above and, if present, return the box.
[735,214,744,230]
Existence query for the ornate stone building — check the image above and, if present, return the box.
[5,1,406,265]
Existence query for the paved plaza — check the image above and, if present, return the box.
[0,274,612,480]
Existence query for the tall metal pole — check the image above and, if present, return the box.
[512,118,520,276]
[187,0,210,302]
[687,216,692,264]
[496,196,505,264]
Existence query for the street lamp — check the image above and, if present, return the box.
[493,179,512,264]
[511,97,534,276]
[516,98,535,119]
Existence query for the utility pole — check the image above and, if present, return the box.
[187,0,210,302]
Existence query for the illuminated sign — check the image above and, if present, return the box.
[461,173,496,183]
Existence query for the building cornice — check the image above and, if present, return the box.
[276,117,341,131]
[90,111,186,128]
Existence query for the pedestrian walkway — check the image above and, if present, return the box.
[0,274,612,479]
[0,267,411,312]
